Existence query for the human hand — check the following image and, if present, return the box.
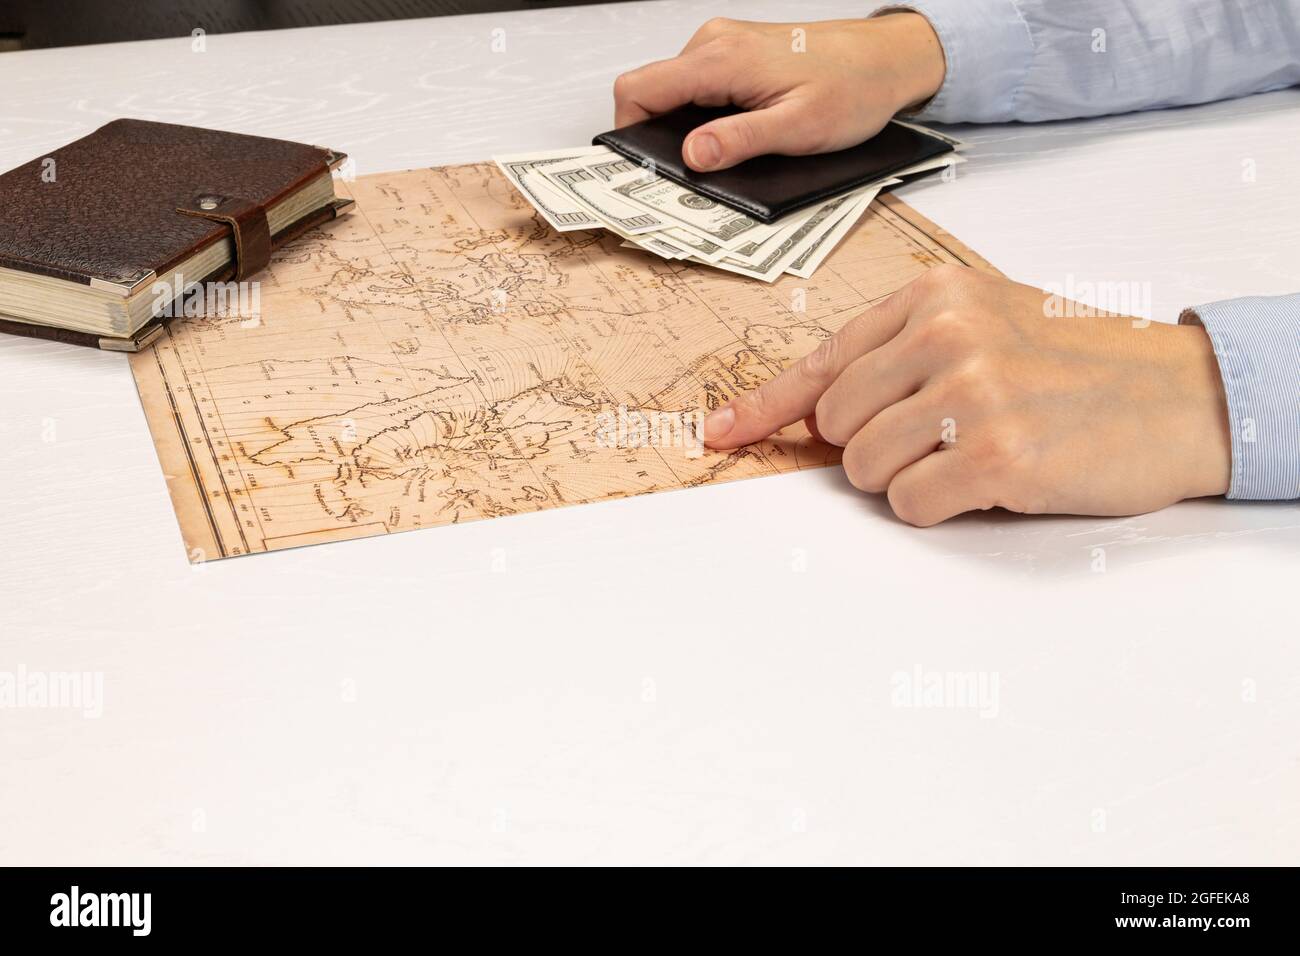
[613,14,946,172]
[701,266,1233,526]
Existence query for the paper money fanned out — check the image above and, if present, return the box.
[493,131,964,282]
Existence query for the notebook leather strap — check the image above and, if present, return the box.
[176,194,272,281]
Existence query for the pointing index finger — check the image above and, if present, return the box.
[702,289,913,449]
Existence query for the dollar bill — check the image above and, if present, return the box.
[659,227,728,262]
[608,154,956,254]
[600,219,691,259]
[620,239,689,260]
[492,147,611,231]
[496,123,961,279]
[607,169,776,250]
[720,200,826,267]
[784,183,890,279]
[700,189,866,282]
[538,154,671,235]
[569,154,736,259]
[893,152,965,181]
[627,182,884,277]
[890,118,968,151]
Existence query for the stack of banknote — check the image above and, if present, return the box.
[494,129,962,282]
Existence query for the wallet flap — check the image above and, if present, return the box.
[594,105,953,223]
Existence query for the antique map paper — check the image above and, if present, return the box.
[130,164,997,561]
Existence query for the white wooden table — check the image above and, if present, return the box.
[1,0,1297,866]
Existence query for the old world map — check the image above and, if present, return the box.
[130,164,995,561]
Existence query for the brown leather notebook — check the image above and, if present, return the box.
[0,119,353,350]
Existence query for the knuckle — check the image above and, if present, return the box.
[928,263,967,284]
[943,362,998,407]
[612,72,635,101]
[860,473,890,495]
[843,448,887,494]
[733,382,771,422]
[911,308,974,351]
[912,264,949,294]
[910,268,939,293]
[842,456,871,493]
[910,264,972,306]
[696,16,736,40]
[796,338,839,386]
[977,424,1028,472]
[701,30,752,58]
[812,392,846,446]
[886,480,930,527]
[925,263,974,293]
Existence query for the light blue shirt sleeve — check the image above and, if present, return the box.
[1181,297,1300,500]
[875,0,1300,500]
[877,0,1300,124]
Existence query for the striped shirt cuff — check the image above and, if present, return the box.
[1180,295,1300,500]
[870,0,1035,124]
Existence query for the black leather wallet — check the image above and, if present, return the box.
[593,105,953,223]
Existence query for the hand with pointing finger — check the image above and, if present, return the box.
[613,14,947,172]
[701,266,1233,526]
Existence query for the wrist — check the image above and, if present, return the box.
[871,11,947,112]
[1174,323,1233,499]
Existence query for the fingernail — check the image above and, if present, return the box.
[686,133,722,170]
[702,405,735,443]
